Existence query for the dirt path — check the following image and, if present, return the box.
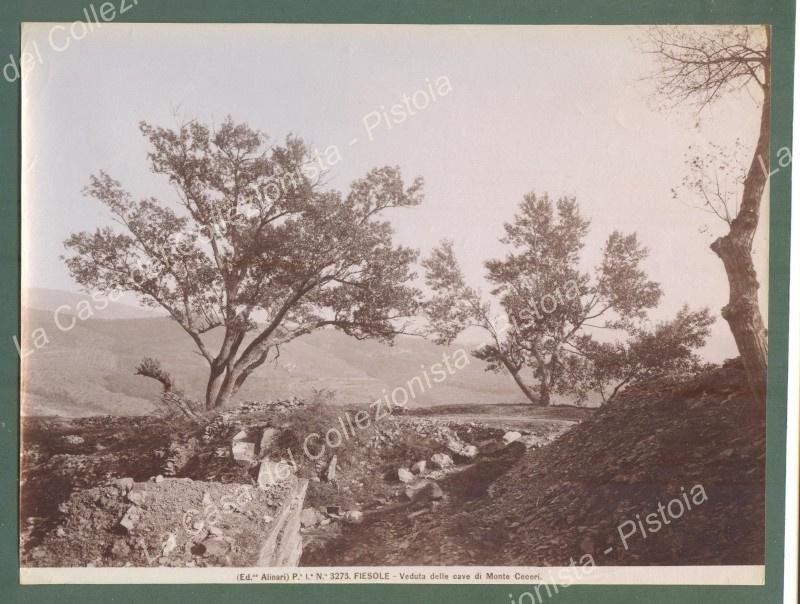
[425,414,579,429]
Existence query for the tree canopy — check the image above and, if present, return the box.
[422,193,693,406]
[64,117,424,408]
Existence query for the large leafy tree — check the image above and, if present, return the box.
[576,306,715,403]
[64,118,424,409]
[643,25,770,405]
[423,193,662,405]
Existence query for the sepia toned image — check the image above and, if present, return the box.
[18,22,774,585]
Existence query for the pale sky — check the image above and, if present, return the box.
[21,24,769,362]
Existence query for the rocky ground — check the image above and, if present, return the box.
[21,363,762,568]
[304,363,764,566]
[20,394,569,567]
[26,477,296,567]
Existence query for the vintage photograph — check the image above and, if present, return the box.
[18,23,771,583]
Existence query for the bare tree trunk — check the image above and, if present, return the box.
[205,366,225,409]
[710,53,770,406]
[214,375,237,408]
[502,359,546,405]
[538,379,552,406]
[202,322,281,409]
[205,365,238,409]
[515,370,546,405]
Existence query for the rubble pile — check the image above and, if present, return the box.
[24,476,302,568]
[21,392,579,568]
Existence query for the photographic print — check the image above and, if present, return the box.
[17,21,778,586]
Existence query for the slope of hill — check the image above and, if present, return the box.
[20,305,526,417]
[306,363,764,566]
[23,288,163,320]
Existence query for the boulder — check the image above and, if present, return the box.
[63,435,85,445]
[430,453,454,469]
[232,441,257,463]
[119,506,140,532]
[411,460,427,475]
[257,460,294,488]
[127,490,147,506]
[161,533,177,555]
[518,434,543,449]
[259,428,279,457]
[202,537,230,556]
[300,507,321,528]
[397,467,415,483]
[503,431,522,445]
[446,438,465,456]
[460,444,479,460]
[344,510,364,524]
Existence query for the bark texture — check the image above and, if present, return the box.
[710,51,770,406]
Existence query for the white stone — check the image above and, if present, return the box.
[344,510,364,524]
[411,460,427,475]
[119,506,140,531]
[518,434,543,449]
[127,490,146,506]
[460,444,479,460]
[446,438,465,455]
[326,455,337,482]
[430,453,454,469]
[503,431,522,445]
[161,533,177,555]
[259,428,279,456]
[232,441,257,463]
[397,468,415,483]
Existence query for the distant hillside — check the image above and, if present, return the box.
[23,288,163,320]
[20,294,527,416]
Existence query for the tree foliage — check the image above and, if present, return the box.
[576,306,715,403]
[134,357,174,392]
[64,117,424,408]
[423,193,695,406]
